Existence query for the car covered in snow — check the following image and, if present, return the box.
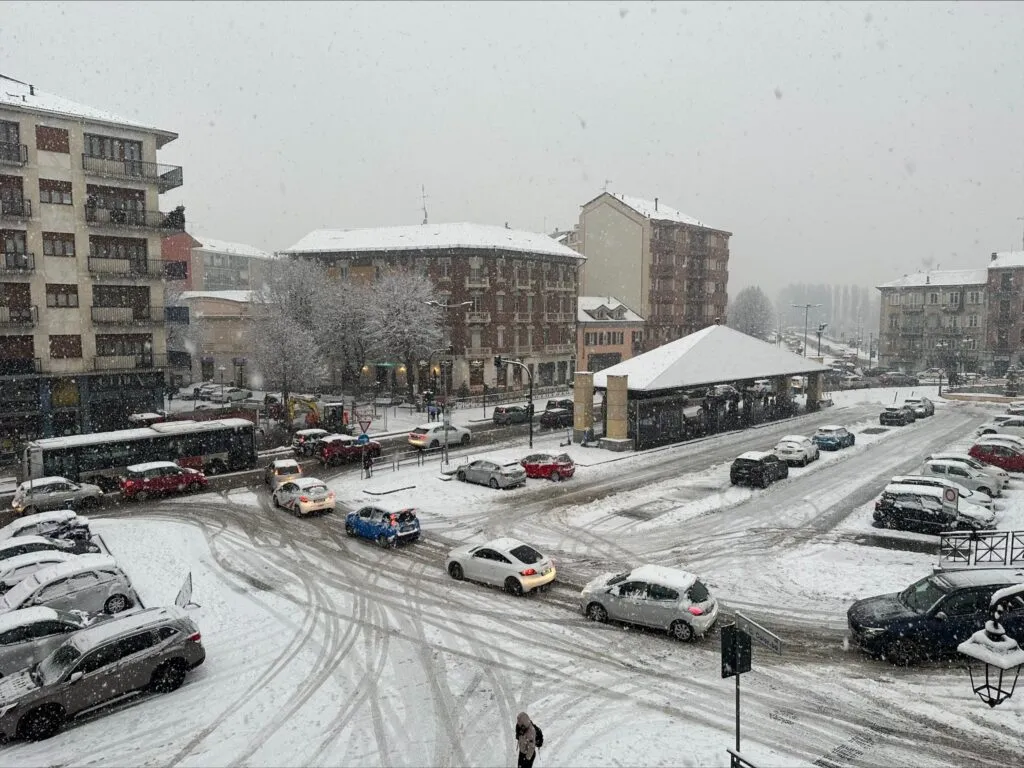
[978,416,1024,437]
[446,537,554,595]
[264,459,303,490]
[873,484,994,533]
[811,425,856,451]
[317,434,382,466]
[119,461,208,501]
[0,535,99,562]
[345,506,421,548]
[969,442,1024,473]
[291,428,330,457]
[772,435,819,466]
[903,397,935,418]
[272,477,335,516]
[0,510,92,545]
[0,551,77,594]
[976,433,1024,452]
[0,555,135,616]
[916,460,1001,497]
[519,452,575,481]
[880,406,911,427]
[925,452,1010,491]
[10,477,103,516]
[888,475,993,509]
[729,451,788,488]
[0,606,91,677]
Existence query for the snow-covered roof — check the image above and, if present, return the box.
[177,291,254,304]
[0,606,61,635]
[283,222,585,260]
[578,296,645,323]
[126,461,179,473]
[16,476,71,490]
[0,74,177,147]
[989,251,1024,269]
[629,564,698,594]
[594,193,728,233]
[193,237,274,260]
[876,269,988,289]
[736,451,774,461]
[592,324,829,392]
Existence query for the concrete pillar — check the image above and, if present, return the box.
[573,371,595,443]
[805,372,823,412]
[605,375,629,440]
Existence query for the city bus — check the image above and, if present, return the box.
[22,418,258,491]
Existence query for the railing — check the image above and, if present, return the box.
[464,275,490,290]
[0,305,36,326]
[464,311,491,324]
[87,256,165,278]
[81,154,184,192]
[544,343,573,354]
[543,312,560,323]
[464,347,492,357]
[0,198,31,220]
[91,306,164,325]
[84,206,181,231]
[0,357,40,376]
[513,312,532,323]
[0,142,27,166]
[941,303,964,312]
[93,353,166,372]
[0,252,34,274]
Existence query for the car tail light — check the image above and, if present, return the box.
[520,568,537,576]
[299,495,311,503]
[188,631,202,643]
[688,606,705,616]
[327,491,335,499]
[389,514,398,527]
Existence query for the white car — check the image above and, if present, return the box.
[272,477,335,516]
[445,537,556,596]
[264,459,303,490]
[0,510,91,543]
[889,475,993,509]
[0,551,77,593]
[917,460,1002,497]
[773,435,819,466]
[210,387,252,404]
[925,452,1010,491]
[977,434,1024,452]
[407,423,471,450]
[978,417,1024,437]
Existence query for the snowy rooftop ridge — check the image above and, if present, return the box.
[989,251,1024,269]
[877,268,989,289]
[578,296,644,323]
[282,222,585,259]
[194,237,274,260]
[0,74,177,146]
[604,193,728,233]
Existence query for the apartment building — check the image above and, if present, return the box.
[281,222,585,391]
[576,192,731,352]
[986,251,1024,374]
[162,233,273,292]
[0,75,183,443]
[577,297,645,373]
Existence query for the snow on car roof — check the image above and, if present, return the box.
[296,429,329,436]
[486,537,530,554]
[15,555,118,590]
[0,551,73,576]
[883,483,946,498]
[0,606,61,634]
[736,451,773,461]
[16,476,72,489]
[321,434,356,443]
[629,564,698,594]
[293,477,328,488]
[0,535,62,552]
[2,509,78,532]
[272,459,301,468]
[816,425,844,432]
[71,607,187,653]
[126,461,179,472]
[779,435,809,443]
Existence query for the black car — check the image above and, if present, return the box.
[729,451,789,488]
[879,372,920,387]
[492,405,530,426]
[848,570,1024,665]
[539,404,573,429]
[545,398,574,412]
[879,407,910,426]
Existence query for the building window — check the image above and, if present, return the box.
[46,284,78,308]
[496,295,504,312]
[42,232,75,257]
[0,120,19,146]
[928,292,939,304]
[968,291,981,304]
[39,179,72,205]
[889,316,899,329]
[470,296,483,312]
[2,230,26,254]
[83,133,142,162]
[888,293,901,306]
[49,335,82,359]
[496,327,504,347]
[438,258,450,278]
[949,292,961,306]
[526,295,533,312]
[35,126,70,154]
[1002,273,1013,291]
[89,236,146,260]
[968,314,978,327]
[965,338,977,351]
[95,334,151,357]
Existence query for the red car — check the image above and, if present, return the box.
[318,434,383,466]
[119,460,208,500]
[969,443,1024,472]
[520,452,576,481]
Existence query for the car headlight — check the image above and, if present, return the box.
[859,626,887,638]
[0,702,19,718]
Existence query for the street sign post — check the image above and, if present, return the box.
[356,433,369,446]
[721,614,783,764]
[735,612,784,655]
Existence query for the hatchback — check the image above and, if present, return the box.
[520,452,575,481]
[345,506,421,547]
[407,423,472,450]
[0,510,91,544]
[874,485,993,533]
[0,606,90,677]
[772,435,819,466]
[917,460,1001,497]
[969,442,1024,472]
[979,417,1024,437]
[492,405,530,426]
[0,552,77,594]
[880,407,910,427]
[454,458,527,489]
[264,459,303,490]
[811,425,856,450]
[925,452,1010,491]
[0,555,134,616]
[10,477,103,516]
[903,397,935,418]
[730,451,789,487]
[539,406,573,429]
[579,564,719,642]
[446,538,555,596]
[291,428,330,457]
[119,461,208,501]
[272,477,335,516]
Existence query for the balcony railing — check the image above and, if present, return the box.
[0,305,37,326]
[513,345,533,355]
[0,198,31,221]
[941,303,964,312]
[513,312,532,323]
[544,343,573,355]
[84,206,183,232]
[464,311,491,324]
[0,357,40,376]
[81,154,184,192]
[0,142,27,166]
[91,306,164,325]
[465,275,490,290]
[93,353,166,372]
[0,252,34,274]
[465,347,492,357]
[88,256,165,278]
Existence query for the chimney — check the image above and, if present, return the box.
[926,275,930,284]
[654,197,659,211]
[992,252,999,261]
[29,84,34,96]
[504,221,509,229]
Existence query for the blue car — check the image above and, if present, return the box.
[811,425,855,451]
[345,506,421,548]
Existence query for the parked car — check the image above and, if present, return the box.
[0,555,134,616]
[317,434,382,466]
[291,428,330,457]
[0,536,99,562]
[978,417,1024,437]
[455,458,527,489]
[969,442,1024,472]
[119,461,207,501]
[408,423,471,450]
[889,475,993,509]
[903,397,935,417]
[10,477,103,516]
[899,404,919,423]
[446,537,555,596]
[925,452,1010,491]
[811,425,856,451]
[209,387,252,404]
[0,607,91,678]
[848,569,1024,665]
[772,435,819,466]
[579,564,719,642]
[916,368,944,383]
[0,552,78,595]
[1007,401,1024,416]
[0,511,91,545]
[917,460,1001,497]
[976,433,1024,452]
[492,405,530,426]
[879,406,911,426]
[264,459,303,490]
[873,485,994,533]
[730,451,789,487]
[539,405,573,430]
[193,382,219,400]
[271,477,335,516]
[519,452,576,481]
[345,506,421,547]
[0,605,205,741]
[879,372,920,386]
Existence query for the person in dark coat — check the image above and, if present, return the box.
[515,711,539,768]
[362,448,373,478]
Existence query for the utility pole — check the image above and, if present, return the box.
[421,185,429,225]
[1018,216,1024,251]
[494,356,534,448]
[424,300,472,464]
[792,303,821,357]
[816,323,828,356]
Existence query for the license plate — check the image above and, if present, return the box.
[542,568,552,575]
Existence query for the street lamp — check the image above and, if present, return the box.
[935,341,948,396]
[816,322,828,357]
[494,356,534,448]
[959,584,1024,708]
[218,365,226,401]
[791,304,821,358]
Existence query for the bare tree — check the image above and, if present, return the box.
[728,286,776,341]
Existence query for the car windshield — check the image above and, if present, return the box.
[38,642,81,685]
[412,428,429,435]
[510,545,543,564]
[276,466,298,475]
[305,484,328,494]
[606,572,630,586]
[899,576,950,613]
[687,580,710,603]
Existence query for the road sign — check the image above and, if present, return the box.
[356,433,369,445]
[721,624,752,678]
[734,612,783,655]
[942,486,959,515]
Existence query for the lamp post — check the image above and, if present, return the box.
[494,356,534,448]
[959,583,1024,707]
[218,365,226,402]
[816,322,828,357]
[792,303,821,357]
[427,345,454,464]
[424,300,473,466]
[935,341,948,396]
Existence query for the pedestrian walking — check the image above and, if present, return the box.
[362,448,373,478]
[515,711,543,768]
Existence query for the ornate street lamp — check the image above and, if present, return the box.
[959,583,1024,708]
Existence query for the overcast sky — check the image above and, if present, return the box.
[2,1,1023,297]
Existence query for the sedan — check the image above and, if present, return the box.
[446,538,555,596]
[520,452,576,481]
[345,506,421,548]
[408,423,472,450]
[970,443,1024,472]
[0,606,90,678]
[773,435,819,466]
[119,461,208,501]
[811,425,856,451]
[455,458,527,489]
[272,477,335,516]
[492,405,530,426]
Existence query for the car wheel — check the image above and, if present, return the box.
[189,482,204,494]
[448,562,464,580]
[489,478,499,489]
[430,440,439,449]
[20,506,36,516]
[978,487,993,496]
[461,434,471,445]
[550,471,562,482]
[669,620,695,642]
[135,490,149,502]
[505,577,525,596]
[800,456,807,467]
[457,471,467,482]
[17,705,64,741]
[759,474,770,488]
[345,521,356,536]
[586,602,609,623]
[148,660,187,693]
[377,534,396,549]
[885,640,915,666]
[79,496,100,510]
[104,594,130,614]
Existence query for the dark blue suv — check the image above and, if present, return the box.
[848,570,1024,665]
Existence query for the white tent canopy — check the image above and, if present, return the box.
[591,325,830,392]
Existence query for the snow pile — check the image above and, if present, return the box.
[958,622,1024,669]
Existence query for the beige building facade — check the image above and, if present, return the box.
[576,296,645,373]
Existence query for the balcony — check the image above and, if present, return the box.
[0,142,27,167]
[93,353,166,372]
[513,345,533,355]
[0,252,34,274]
[88,256,165,279]
[0,305,36,327]
[464,311,491,324]
[543,312,575,324]
[941,303,964,313]
[91,306,165,325]
[544,344,573,355]
[84,206,183,232]
[650,264,676,279]
[81,154,184,192]
[0,198,31,221]
[0,357,40,376]
[464,275,490,290]
[465,347,492,357]
[513,312,532,323]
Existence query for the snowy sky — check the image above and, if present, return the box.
[3,1,1024,295]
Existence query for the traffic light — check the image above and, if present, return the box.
[494,356,504,369]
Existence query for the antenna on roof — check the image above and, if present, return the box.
[420,185,428,225]
[603,179,613,193]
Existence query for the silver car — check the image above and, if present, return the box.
[0,555,135,616]
[579,564,720,642]
[264,459,303,491]
[925,452,1010,491]
[0,552,77,594]
[11,477,103,515]
[918,460,1002,497]
[455,458,527,489]
[0,606,90,677]
[0,510,91,544]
